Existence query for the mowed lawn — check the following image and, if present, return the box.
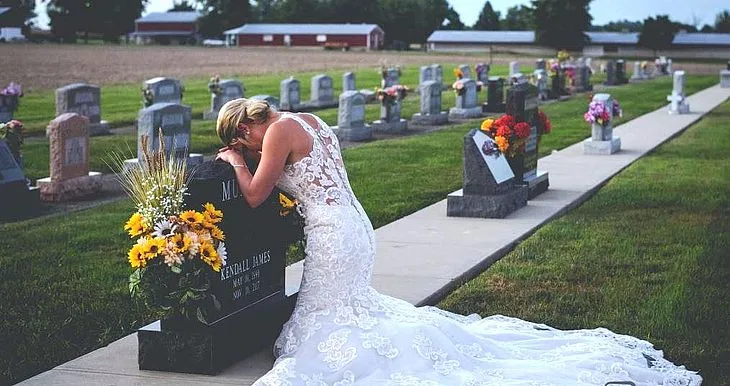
[0,76,724,383]
[439,101,730,384]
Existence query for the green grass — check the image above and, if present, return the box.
[17,74,717,182]
[0,76,723,384]
[439,101,730,385]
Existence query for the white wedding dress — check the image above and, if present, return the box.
[257,112,702,385]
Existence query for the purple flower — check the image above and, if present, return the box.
[0,82,23,97]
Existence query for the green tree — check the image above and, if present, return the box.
[532,0,591,50]
[377,0,450,45]
[590,19,642,32]
[473,1,500,30]
[441,5,465,30]
[503,4,533,30]
[169,0,196,11]
[0,0,36,33]
[638,15,679,56]
[197,0,251,38]
[700,24,714,33]
[45,0,146,43]
[715,10,730,32]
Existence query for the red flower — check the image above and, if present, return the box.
[496,125,512,137]
[514,122,531,139]
[538,110,552,134]
[495,114,516,128]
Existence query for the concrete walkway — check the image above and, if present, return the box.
[19,84,730,385]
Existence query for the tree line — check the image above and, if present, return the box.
[3,0,730,49]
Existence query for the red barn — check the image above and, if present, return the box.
[132,11,201,45]
[223,24,384,51]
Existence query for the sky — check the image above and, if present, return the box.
[32,0,729,30]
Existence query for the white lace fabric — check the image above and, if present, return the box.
[256,113,703,386]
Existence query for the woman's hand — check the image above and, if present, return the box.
[216,146,245,166]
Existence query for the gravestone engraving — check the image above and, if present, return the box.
[342,72,356,92]
[54,83,110,136]
[412,80,448,125]
[249,95,280,110]
[279,77,301,111]
[204,79,244,120]
[333,91,371,141]
[309,74,336,108]
[482,77,506,113]
[447,130,528,218]
[124,103,203,170]
[0,139,39,220]
[506,83,549,198]
[584,93,621,155]
[37,113,102,201]
[450,78,482,119]
[667,70,690,114]
[138,160,291,375]
[144,77,183,105]
[604,60,617,86]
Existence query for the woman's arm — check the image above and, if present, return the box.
[217,122,291,208]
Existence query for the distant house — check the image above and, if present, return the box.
[223,24,384,51]
[131,11,201,45]
[426,30,730,59]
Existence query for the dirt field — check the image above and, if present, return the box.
[0,43,723,91]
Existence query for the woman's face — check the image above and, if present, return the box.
[236,122,266,151]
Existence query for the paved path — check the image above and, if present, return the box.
[19,84,730,385]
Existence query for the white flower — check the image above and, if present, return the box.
[151,219,176,238]
[217,242,227,267]
[186,231,200,256]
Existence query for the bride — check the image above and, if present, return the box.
[215,98,701,385]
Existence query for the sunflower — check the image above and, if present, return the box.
[124,213,147,238]
[142,237,166,260]
[199,242,219,268]
[170,233,192,254]
[203,203,222,222]
[128,244,146,268]
[210,225,225,241]
[494,136,510,153]
[480,119,494,131]
[180,210,204,226]
[279,193,296,216]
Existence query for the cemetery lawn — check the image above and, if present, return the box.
[17,74,718,182]
[0,80,723,384]
[439,100,730,384]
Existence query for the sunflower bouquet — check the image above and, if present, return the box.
[114,134,228,323]
[208,75,222,96]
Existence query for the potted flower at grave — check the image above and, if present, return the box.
[0,82,23,119]
[278,191,306,261]
[479,114,532,181]
[537,110,552,137]
[208,75,222,96]
[375,84,408,105]
[0,119,24,166]
[584,97,622,141]
[115,134,228,325]
[141,85,154,107]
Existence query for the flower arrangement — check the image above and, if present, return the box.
[475,63,488,78]
[0,119,23,164]
[376,85,408,105]
[113,134,228,323]
[279,192,306,260]
[0,82,23,111]
[584,98,622,126]
[548,59,560,75]
[479,114,531,157]
[453,68,464,80]
[557,50,571,63]
[141,85,154,107]
[208,75,222,96]
[537,110,552,135]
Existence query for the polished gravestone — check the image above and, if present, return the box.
[482,77,506,113]
[0,139,39,220]
[138,160,293,375]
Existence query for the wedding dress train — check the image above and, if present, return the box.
[255,112,702,385]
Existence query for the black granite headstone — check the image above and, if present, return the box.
[482,77,505,113]
[137,160,293,375]
[604,60,617,86]
[0,139,39,221]
[616,60,628,84]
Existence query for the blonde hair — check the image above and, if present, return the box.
[216,98,271,145]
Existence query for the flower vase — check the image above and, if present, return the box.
[591,123,612,141]
[507,153,526,184]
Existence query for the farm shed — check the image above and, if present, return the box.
[132,11,201,45]
[223,23,384,51]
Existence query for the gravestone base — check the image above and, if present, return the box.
[305,100,338,110]
[371,119,407,133]
[482,102,505,114]
[203,110,219,120]
[449,106,483,119]
[359,89,377,103]
[138,292,292,375]
[332,125,373,142]
[123,154,204,172]
[0,182,40,221]
[411,112,448,125]
[669,102,690,114]
[89,121,110,136]
[584,137,621,155]
[36,172,103,202]
[630,74,647,82]
[720,70,730,88]
[525,170,549,199]
[447,187,528,218]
